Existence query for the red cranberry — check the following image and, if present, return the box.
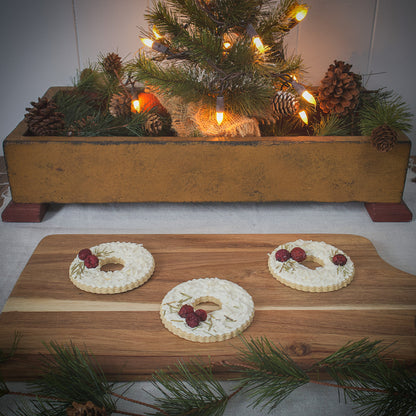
[333,254,347,266]
[84,254,99,268]
[194,309,207,321]
[179,304,194,318]
[78,248,92,260]
[275,249,291,262]
[185,313,200,328]
[290,247,306,262]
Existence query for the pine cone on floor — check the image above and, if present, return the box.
[24,97,65,136]
[272,91,299,117]
[145,113,163,135]
[101,52,123,75]
[109,92,132,118]
[317,60,361,116]
[66,401,107,416]
[371,124,398,152]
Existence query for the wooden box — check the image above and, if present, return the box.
[2,87,412,220]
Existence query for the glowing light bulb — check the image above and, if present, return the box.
[141,37,169,54]
[216,95,225,126]
[141,38,154,48]
[252,36,265,53]
[223,41,231,49]
[299,110,308,124]
[301,90,316,105]
[295,6,308,22]
[152,26,162,39]
[246,23,265,53]
[132,99,140,113]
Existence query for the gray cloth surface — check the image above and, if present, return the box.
[0,170,415,415]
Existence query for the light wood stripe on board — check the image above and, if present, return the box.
[3,297,416,313]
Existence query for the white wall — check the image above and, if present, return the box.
[1,0,415,154]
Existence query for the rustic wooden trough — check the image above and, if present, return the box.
[2,87,412,222]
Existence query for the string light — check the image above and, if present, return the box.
[291,79,316,105]
[216,95,224,125]
[131,99,140,113]
[299,110,308,124]
[292,4,308,22]
[286,3,309,29]
[141,38,169,54]
[152,26,162,39]
[246,23,265,53]
[301,90,316,105]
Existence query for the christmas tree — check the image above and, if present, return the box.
[23,0,412,148]
[128,0,314,136]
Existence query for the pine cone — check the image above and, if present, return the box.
[101,52,123,75]
[371,124,398,152]
[109,92,131,118]
[24,97,65,136]
[317,60,361,116]
[272,91,299,117]
[66,401,107,416]
[145,113,163,135]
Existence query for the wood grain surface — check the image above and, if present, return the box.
[0,234,415,380]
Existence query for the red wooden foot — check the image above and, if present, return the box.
[365,199,413,222]
[1,201,49,222]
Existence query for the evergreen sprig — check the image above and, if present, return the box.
[148,359,229,416]
[232,336,309,411]
[359,91,413,135]
[313,114,350,136]
[30,341,116,414]
[310,339,416,416]
[1,337,415,416]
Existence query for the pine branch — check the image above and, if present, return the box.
[232,336,309,411]
[129,54,213,101]
[165,0,218,32]
[359,91,413,135]
[1,337,415,415]
[310,338,391,380]
[348,361,416,416]
[145,1,191,40]
[312,114,350,136]
[310,339,416,416]
[258,0,297,34]
[147,359,230,416]
[30,341,117,413]
[111,391,169,415]
[53,90,99,129]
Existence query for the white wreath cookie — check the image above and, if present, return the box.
[69,242,155,294]
[268,239,354,292]
[160,278,255,343]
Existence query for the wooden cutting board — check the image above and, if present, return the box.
[0,234,415,380]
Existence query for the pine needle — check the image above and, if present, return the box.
[30,341,116,413]
[313,114,350,136]
[148,359,229,416]
[359,91,413,135]
[232,336,309,411]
